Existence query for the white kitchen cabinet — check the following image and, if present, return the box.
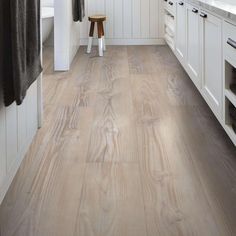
[200,11,223,119]
[176,1,186,63]
[223,21,236,145]
[186,4,201,88]
[169,1,236,145]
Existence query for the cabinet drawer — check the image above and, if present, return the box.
[224,21,236,63]
[163,0,168,9]
[164,0,175,16]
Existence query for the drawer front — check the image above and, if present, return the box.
[224,21,236,63]
[164,0,175,15]
[163,0,168,9]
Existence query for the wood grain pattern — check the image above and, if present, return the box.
[0,46,236,236]
[75,163,147,236]
[86,47,137,162]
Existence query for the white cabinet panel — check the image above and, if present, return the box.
[176,1,186,63]
[224,21,236,64]
[173,1,235,145]
[186,4,201,88]
[200,12,222,118]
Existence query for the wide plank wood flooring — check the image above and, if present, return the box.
[0,46,236,236]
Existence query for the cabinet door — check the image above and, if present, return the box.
[176,1,186,63]
[200,12,222,118]
[186,4,201,88]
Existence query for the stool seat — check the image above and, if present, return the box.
[89,15,106,22]
[87,15,106,57]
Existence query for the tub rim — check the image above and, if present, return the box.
[42,7,54,19]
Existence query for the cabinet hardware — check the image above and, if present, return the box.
[227,38,236,50]
[179,2,184,6]
[164,0,167,2]
[169,1,173,5]
[192,8,198,13]
[200,12,207,18]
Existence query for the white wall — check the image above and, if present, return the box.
[80,0,164,45]
[223,0,236,4]
[42,0,54,7]
[41,0,54,46]
[70,15,80,64]
[54,0,163,69]
[54,0,80,71]
[0,80,39,204]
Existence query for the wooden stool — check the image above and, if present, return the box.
[87,15,106,57]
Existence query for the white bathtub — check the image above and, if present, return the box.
[42,7,54,43]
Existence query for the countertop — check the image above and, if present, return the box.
[186,0,236,23]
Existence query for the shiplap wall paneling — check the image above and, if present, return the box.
[26,82,38,141]
[81,0,162,44]
[6,104,18,172]
[0,81,39,204]
[114,0,123,38]
[141,0,150,38]
[17,100,27,154]
[132,0,141,38]
[0,97,6,188]
[105,0,113,38]
[5,82,38,174]
[80,0,89,40]
[123,0,132,39]
[150,0,159,38]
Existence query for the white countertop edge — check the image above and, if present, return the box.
[186,0,236,23]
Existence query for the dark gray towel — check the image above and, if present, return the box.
[72,0,85,22]
[0,0,15,105]
[1,0,42,106]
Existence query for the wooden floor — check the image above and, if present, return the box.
[1,46,236,236]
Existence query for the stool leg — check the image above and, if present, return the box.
[102,37,106,51]
[101,23,106,51]
[97,22,103,57]
[87,22,95,54]
[87,37,93,54]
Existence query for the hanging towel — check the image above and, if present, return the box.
[0,0,15,105]
[1,0,42,106]
[0,1,4,99]
[72,0,85,22]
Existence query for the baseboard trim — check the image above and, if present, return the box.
[80,38,166,46]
